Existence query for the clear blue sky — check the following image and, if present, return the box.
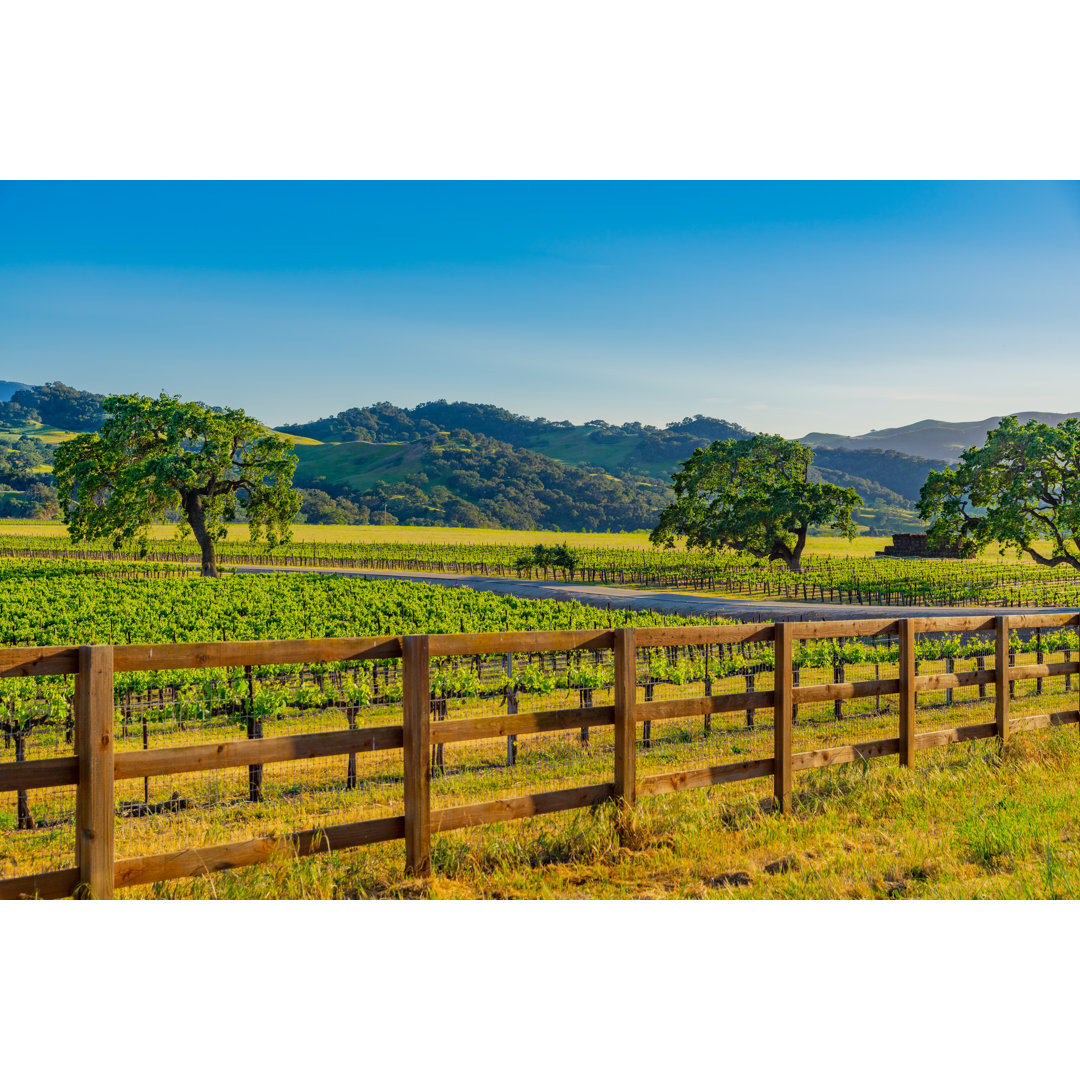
[2,181,1078,437]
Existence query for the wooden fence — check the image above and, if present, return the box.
[2,612,1078,899]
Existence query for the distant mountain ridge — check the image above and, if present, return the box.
[801,411,1080,463]
[0,380,31,402]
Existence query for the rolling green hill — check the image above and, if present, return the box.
[2,381,992,534]
[293,431,670,531]
[280,400,753,480]
[282,400,941,532]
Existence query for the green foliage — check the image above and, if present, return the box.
[0,381,105,431]
[651,434,862,570]
[298,487,368,525]
[918,415,1080,570]
[0,435,57,518]
[294,430,670,531]
[54,393,302,576]
[513,543,580,573]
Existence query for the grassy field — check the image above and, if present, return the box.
[0,518,898,555]
[3,518,1064,565]
[118,727,1080,899]
[0,421,80,445]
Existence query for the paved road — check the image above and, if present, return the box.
[232,565,1079,622]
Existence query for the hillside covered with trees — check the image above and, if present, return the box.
[282,399,939,531]
[0,381,944,532]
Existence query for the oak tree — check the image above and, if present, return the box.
[917,415,1080,569]
[650,434,861,570]
[55,393,302,577]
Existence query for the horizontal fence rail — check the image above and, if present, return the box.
[1,613,1078,898]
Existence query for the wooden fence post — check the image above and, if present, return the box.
[505,653,518,766]
[703,643,712,736]
[899,619,915,768]
[75,644,114,899]
[995,615,1010,746]
[245,664,263,802]
[1075,614,1080,710]
[613,627,637,811]
[403,634,431,877]
[773,622,792,814]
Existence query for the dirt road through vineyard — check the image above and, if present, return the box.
[233,565,1079,621]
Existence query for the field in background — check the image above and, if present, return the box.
[0,519,666,548]
[3,519,1065,565]
[4,518,1071,578]
[0,519,947,558]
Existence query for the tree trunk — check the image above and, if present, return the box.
[15,729,34,830]
[786,527,808,572]
[345,704,358,790]
[184,492,219,578]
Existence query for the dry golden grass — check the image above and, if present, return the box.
[113,723,1080,900]
[5,519,1064,564]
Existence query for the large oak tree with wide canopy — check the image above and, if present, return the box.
[917,415,1080,569]
[650,434,861,570]
[55,393,302,577]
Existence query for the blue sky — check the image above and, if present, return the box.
[2,181,1078,437]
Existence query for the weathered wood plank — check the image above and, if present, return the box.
[429,630,615,657]
[113,815,406,889]
[635,689,775,723]
[791,619,899,640]
[914,722,998,749]
[792,738,900,772]
[1008,662,1080,681]
[613,627,636,808]
[911,616,997,633]
[774,620,793,813]
[0,646,80,677]
[637,757,774,796]
[0,755,78,793]
[914,669,996,692]
[899,618,915,768]
[75,644,114,900]
[635,624,774,647]
[432,707,614,746]
[402,634,431,876]
[1008,710,1080,733]
[995,615,1009,744]
[113,725,404,781]
[430,783,614,832]
[1005,612,1080,630]
[792,678,900,705]
[0,867,80,900]
[113,636,402,672]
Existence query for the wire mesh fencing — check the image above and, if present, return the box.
[634,640,775,781]
[1006,623,1078,727]
[111,659,406,863]
[791,631,900,758]
[0,675,77,882]
[429,649,615,810]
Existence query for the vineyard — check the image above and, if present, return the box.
[2,559,1079,897]
[4,533,1080,607]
